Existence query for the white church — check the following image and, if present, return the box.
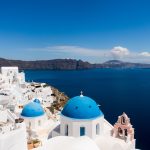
[43,93,137,150]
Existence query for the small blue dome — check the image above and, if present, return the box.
[61,95,103,119]
[33,99,40,104]
[21,101,45,117]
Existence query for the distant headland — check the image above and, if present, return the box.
[0,58,150,70]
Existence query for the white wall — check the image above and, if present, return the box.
[1,67,25,85]
[1,67,19,76]
[18,72,25,84]
[60,115,104,139]
[22,115,47,129]
[0,123,27,150]
[0,109,7,122]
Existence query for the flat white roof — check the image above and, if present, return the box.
[1,67,19,69]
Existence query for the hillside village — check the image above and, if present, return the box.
[0,67,138,150]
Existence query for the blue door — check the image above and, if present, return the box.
[80,127,85,136]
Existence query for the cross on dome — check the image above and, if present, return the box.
[80,91,84,97]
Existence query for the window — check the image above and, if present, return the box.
[121,116,126,124]
[96,124,100,135]
[29,122,31,128]
[80,127,85,136]
[38,120,41,126]
[75,106,78,109]
[124,129,128,136]
[65,125,68,136]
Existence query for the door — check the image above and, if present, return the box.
[80,127,85,136]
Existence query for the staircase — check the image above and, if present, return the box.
[7,109,17,123]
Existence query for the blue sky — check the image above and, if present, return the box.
[0,0,150,63]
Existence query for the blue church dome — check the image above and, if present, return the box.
[21,101,45,117]
[61,95,103,119]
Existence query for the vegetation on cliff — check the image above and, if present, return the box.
[50,86,69,113]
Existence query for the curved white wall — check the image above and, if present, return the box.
[60,115,104,139]
[22,114,46,129]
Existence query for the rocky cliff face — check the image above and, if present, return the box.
[49,86,69,113]
[101,60,150,68]
[1,58,150,70]
[0,58,93,70]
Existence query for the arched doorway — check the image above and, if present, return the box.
[124,129,128,136]
[118,127,123,137]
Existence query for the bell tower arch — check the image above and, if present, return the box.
[112,112,134,142]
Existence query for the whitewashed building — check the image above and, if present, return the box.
[1,67,25,85]
[0,67,54,109]
[0,105,27,150]
[60,94,104,139]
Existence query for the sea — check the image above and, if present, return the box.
[25,68,150,150]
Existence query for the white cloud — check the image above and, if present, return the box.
[139,52,150,57]
[44,45,108,57]
[29,45,111,62]
[28,45,150,63]
[110,46,130,59]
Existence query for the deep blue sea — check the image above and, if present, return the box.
[25,69,150,150]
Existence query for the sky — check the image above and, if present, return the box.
[0,0,150,63]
